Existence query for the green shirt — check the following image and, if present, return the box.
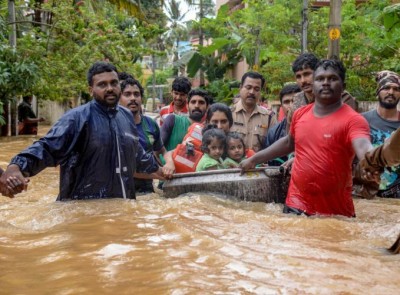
[196,154,224,172]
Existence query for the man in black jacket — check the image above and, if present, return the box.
[0,61,160,200]
[264,83,300,166]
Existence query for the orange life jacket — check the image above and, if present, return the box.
[182,122,204,151]
[245,148,255,158]
[172,143,203,173]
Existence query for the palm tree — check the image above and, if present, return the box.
[163,0,189,74]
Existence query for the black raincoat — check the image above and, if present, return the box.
[10,100,159,200]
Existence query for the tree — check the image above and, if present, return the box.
[163,0,189,75]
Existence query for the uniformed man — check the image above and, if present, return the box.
[231,72,276,152]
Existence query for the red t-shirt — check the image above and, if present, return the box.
[287,103,370,217]
[159,103,188,126]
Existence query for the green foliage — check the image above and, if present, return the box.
[146,67,173,86]
[0,44,38,99]
[0,44,38,124]
[204,79,239,104]
[0,100,5,125]
[190,0,400,102]
[0,0,166,104]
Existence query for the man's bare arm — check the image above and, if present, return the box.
[240,134,295,172]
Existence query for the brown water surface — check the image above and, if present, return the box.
[0,126,399,294]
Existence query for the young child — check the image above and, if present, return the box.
[196,125,226,172]
[223,132,246,168]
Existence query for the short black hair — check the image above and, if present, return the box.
[172,76,191,94]
[22,95,33,102]
[118,72,134,82]
[121,77,144,98]
[87,61,118,86]
[292,53,320,73]
[241,72,266,89]
[188,88,211,106]
[206,103,233,128]
[314,59,346,83]
[279,83,301,103]
[201,124,226,153]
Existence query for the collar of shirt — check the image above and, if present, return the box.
[168,101,188,114]
[233,99,268,115]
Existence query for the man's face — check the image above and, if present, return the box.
[89,71,121,107]
[172,90,188,108]
[295,67,314,94]
[378,83,400,109]
[281,93,295,116]
[119,84,142,114]
[188,95,207,122]
[312,67,344,105]
[239,77,262,109]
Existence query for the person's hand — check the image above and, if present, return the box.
[355,158,383,185]
[239,158,256,175]
[39,117,45,122]
[361,169,381,184]
[0,165,29,198]
[281,157,294,172]
[162,162,175,180]
[153,168,166,181]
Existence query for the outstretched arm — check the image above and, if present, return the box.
[240,134,295,172]
[356,129,400,183]
[352,137,374,161]
[352,137,379,184]
[23,117,45,124]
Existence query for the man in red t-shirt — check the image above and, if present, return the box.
[159,77,191,126]
[240,59,373,217]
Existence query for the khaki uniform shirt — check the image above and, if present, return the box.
[231,100,276,152]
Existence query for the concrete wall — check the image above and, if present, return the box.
[39,101,70,125]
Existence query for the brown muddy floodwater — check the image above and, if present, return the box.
[0,126,399,295]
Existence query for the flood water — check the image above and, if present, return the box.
[0,126,399,294]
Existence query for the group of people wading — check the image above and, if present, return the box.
[0,54,399,226]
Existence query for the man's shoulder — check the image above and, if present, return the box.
[361,109,376,117]
[163,112,176,126]
[293,91,305,100]
[231,100,243,113]
[269,118,286,133]
[143,115,159,128]
[293,103,314,118]
[159,104,173,116]
[256,105,275,117]
[293,91,306,103]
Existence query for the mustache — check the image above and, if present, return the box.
[127,101,139,107]
[384,95,395,99]
[191,108,202,112]
[319,88,333,92]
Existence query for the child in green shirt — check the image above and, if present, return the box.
[196,125,226,172]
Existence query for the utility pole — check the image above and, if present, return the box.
[7,0,17,136]
[198,0,205,86]
[151,54,157,112]
[8,0,16,49]
[301,0,308,53]
[328,0,342,59]
[192,0,213,86]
